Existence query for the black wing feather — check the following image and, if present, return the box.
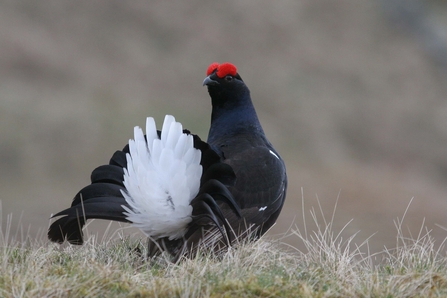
[71,183,124,206]
[109,150,128,167]
[90,165,125,185]
[48,197,130,244]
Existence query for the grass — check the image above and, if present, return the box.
[2,199,447,297]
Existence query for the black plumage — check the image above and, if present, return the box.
[203,63,287,239]
[48,62,287,259]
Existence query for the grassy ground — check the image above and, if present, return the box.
[4,0,447,254]
[2,202,447,297]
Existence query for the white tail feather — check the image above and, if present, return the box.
[121,115,202,240]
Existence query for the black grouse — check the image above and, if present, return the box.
[48,62,287,260]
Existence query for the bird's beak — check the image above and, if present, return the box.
[202,75,219,86]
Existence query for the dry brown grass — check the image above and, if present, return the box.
[2,199,447,297]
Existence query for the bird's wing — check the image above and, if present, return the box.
[223,146,287,233]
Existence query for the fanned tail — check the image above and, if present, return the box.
[121,116,202,240]
[48,115,241,251]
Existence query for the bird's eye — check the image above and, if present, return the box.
[225,75,233,82]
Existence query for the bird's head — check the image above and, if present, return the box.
[203,62,249,107]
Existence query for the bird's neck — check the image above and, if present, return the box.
[207,95,265,147]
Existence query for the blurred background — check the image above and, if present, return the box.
[1,0,447,253]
